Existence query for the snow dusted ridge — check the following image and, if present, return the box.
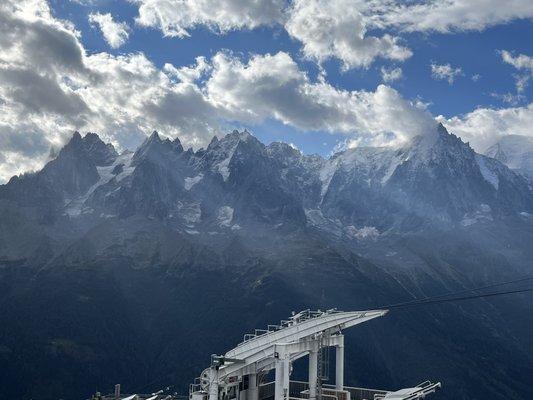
[475,154,499,190]
[5,124,532,236]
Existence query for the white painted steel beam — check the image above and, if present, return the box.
[220,310,387,380]
[208,368,219,400]
[335,335,344,390]
[248,373,258,400]
[308,343,319,400]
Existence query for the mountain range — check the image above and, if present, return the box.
[1,124,532,400]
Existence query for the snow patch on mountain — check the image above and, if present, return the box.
[185,173,203,190]
[305,209,342,235]
[346,225,380,240]
[461,204,493,226]
[217,206,234,227]
[65,151,134,216]
[177,202,201,224]
[305,209,381,240]
[475,154,499,190]
[319,159,340,197]
[381,156,402,184]
[110,151,135,182]
[216,156,232,181]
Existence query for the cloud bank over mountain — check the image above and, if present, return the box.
[0,0,429,181]
[0,0,531,182]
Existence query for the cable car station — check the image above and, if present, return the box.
[189,309,441,400]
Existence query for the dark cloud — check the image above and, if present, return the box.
[0,67,89,121]
[0,125,50,157]
[0,10,87,75]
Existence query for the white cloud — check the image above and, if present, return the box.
[0,0,219,181]
[206,52,433,143]
[430,63,463,84]
[500,50,533,71]
[490,92,526,106]
[131,0,533,38]
[0,0,434,182]
[499,50,533,94]
[133,0,414,70]
[381,66,403,82]
[379,0,533,33]
[514,74,530,93]
[437,103,533,152]
[134,0,285,38]
[129,0,533,71]
[285,0,412,70]
[89,12,130,49]
[163,56,210,83]
[3,0,529,184]
[70,0,98,4]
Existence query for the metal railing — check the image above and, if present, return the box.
[238,310,342,346]
[259,381,388,400]
[373,381,440,400]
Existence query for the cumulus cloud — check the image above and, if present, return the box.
[134,0,285,37]
[285,0,412,70]
[206,52,433,143]
[430,63,463,84]
[379,0,533,33]
[0,2,87,76]
[132,0,533,38]
[89,12,130,48]
[438,103,533,152]
[129,0,533,70]
[163,56,210,83]
[381,66,403,83]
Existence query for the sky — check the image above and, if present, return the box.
[0,0,532,182]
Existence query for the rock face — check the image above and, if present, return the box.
[1,126,533,400]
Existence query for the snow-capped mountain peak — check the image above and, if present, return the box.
[485,135,533,181]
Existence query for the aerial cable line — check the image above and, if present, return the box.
[380,275,533,309]
[384,287,533,310]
